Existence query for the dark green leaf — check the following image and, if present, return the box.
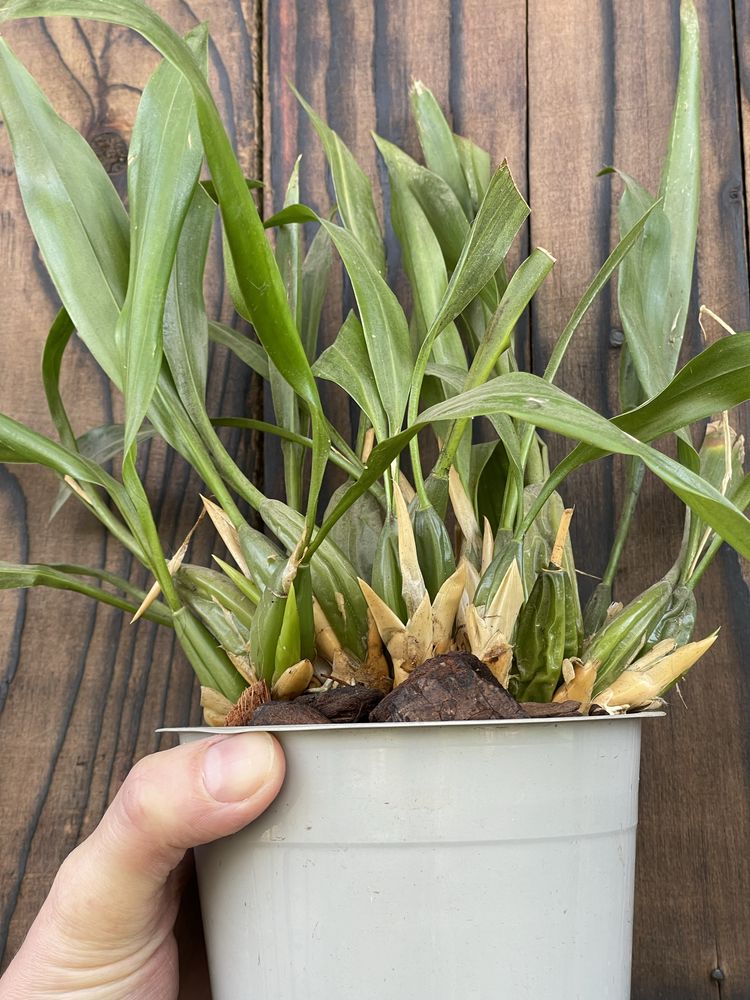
[323,485,384,580]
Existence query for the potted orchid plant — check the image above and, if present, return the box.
[0,0,747,996]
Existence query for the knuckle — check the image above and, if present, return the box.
[116,758,160,837]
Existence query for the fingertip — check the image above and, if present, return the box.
[202,730,281,804]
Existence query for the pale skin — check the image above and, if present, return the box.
[0,732,286,1000]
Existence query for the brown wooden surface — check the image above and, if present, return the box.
[0,1,748,997]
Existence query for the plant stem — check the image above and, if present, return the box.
[601,456,646,588]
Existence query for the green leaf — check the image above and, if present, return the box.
[410,81,472,218]
[406,161,530,490]
[431,248,554,499]
[264,202,319,228]
[207,321,269,380]
[418,372,750,560]
[323,484,384,580]
[0,36,128,384]
[293,86,385,274]
[603,1,700,400]
[41,308,77,450]
[0,0,330,536]
[374,133,467,377]
[175,564,256,631]
[173,605,246,701]
[0,561,172,626]
[309,427,419,557]
[584,332,750,454]
[261,499,369,659]
[300,224,333,362]
[270,160,306,509]
[542,200,659,386]
[163,182,215,424]
[429,162,529,339]
[312,311,388,441]
[453,133,492,215]
[119,23,207,453]
[0,412,148,544]
[320,220,412,434]
[374,137,470,272]
[425,361,524,504]
[51,423,155,518]
[657,0,701,374]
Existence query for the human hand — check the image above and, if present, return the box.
[0,732,285,999]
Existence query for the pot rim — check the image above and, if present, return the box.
[159,710,664,735]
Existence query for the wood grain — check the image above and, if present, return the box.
[1,1,749,997]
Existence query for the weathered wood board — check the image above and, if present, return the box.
[0,1,747,996]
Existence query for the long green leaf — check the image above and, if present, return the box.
[41,308,77,450]
[604,0,700,400]
[431,249,554,501]
[427,162,529,339]
[312,311,389,440]
[657,0,701,375]
[293,86,385,274]
[163,182,214,423]
[410,81,472,218]
[119,23,207,453]
[0,36,127,383]
[418,373,750,559]
[51,423,155,518]
[406,162,529,497]
[374,138,470,272]
[0,17,266,528]
[207,321,269,380]
[374,133,467,377]
[300,224,333,362]
[0,412,144,534]
[308,428,418,556]
[571,332,750,462]
[0,0,330,536]
[0,561,173,626]
[453,133,492,215]
[320,220,412,434]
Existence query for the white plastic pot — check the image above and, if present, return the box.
[170,714,658,1000]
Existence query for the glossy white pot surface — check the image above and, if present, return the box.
[168,714,658,1000]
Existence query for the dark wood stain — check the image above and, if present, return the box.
[0,1,748,997]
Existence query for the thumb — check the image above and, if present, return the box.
[48,732,285,947]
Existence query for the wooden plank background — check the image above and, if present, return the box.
[0,1,748,996]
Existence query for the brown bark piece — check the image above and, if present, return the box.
[296,685,385,723]
[588,704,610,717]
[250,703,330,726]
[521,700,582,718]
[370,652,529,723]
